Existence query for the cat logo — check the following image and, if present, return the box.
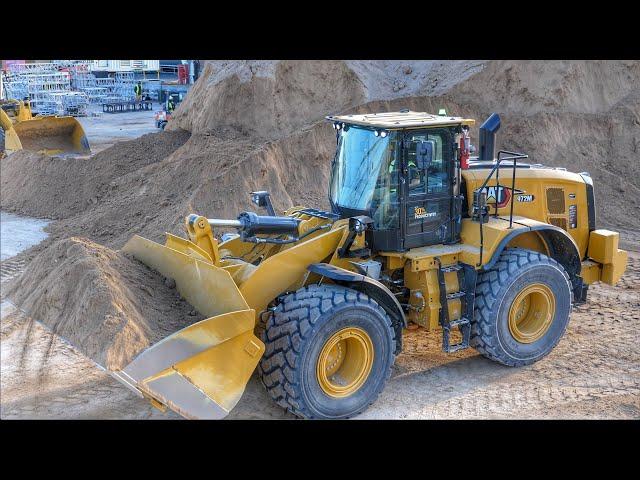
[517,194,535,202]
[414,206,437,219]
[479,186,526,208]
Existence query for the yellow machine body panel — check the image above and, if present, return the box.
[123,234,249,317]
[239,226,346,315]
[462,167,591,257]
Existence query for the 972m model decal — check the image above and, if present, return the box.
[516,194,535,202]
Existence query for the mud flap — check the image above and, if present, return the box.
[118,235,264,419]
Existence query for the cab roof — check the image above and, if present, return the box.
[326,110,475,129]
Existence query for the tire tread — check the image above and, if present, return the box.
[470,248,573,367]
[258,284,396,419]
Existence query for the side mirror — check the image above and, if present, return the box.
[415,140,434,169]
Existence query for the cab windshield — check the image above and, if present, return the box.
[329,126,399,229]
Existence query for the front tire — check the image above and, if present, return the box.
[258,284,397,419]
[471,248,573,367]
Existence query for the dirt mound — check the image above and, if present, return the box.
[2,122,335,252]
[4,237,202,370]
[168,60,486,139]
[168,61,367,140]
[448,60,640,115]
[1,130,190,220]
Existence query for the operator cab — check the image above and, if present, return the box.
[327,111,475,252]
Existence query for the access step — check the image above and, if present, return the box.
[442,317,471,353]
[446,291,466,300]
[441,264,463,273]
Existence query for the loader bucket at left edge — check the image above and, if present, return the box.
[1,108,23,154]
[13,116,90,155]
[115,234,266,419]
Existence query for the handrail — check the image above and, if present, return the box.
[474,150,529,267]
[476,151,529,193]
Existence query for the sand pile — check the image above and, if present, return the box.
[4,237,202,370]
[1,130,190,220]
[168,61,367,140]
[447,60,640,114]
[168,60,486,139]
[1,124,337,251]
[3,60,639,253]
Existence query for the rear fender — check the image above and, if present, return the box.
[486,226,583,302]
[485,226,581,277]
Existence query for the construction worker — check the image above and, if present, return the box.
[134,81,143,102]
[167,96,176,113]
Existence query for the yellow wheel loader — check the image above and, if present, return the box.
[0,99,90,156]
[115,110,628,419]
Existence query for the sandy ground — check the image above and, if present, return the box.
[1,213,638,419]
[0,212,49,261]
[77,104,159,155]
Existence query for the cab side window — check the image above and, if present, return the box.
[406,130,448,195]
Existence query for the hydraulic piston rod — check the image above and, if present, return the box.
[207,219,243,228]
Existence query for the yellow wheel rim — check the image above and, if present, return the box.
[316,327,374,398]
[508,283,556,343]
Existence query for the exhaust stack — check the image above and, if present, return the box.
[478,113,501,161]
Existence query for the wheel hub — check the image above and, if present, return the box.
[316,327,374,398]
[508,283,556,343]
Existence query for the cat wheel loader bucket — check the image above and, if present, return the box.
[1,99,90,155]
[115,233,264,419]
[13,116,90,155]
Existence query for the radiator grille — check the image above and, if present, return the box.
[548,217,568,231]
[546,188,566,214]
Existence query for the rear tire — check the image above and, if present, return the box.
[258,284,397,419]
[470,248,573,367]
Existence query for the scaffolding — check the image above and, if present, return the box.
[2,61,158,114]
[72,73,112,102]
[48,92,90,116]
[2,73,28,100]
[2,63,90,116]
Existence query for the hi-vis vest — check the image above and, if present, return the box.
[134,84,142,95]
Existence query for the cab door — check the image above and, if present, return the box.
[402,128,454,249]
